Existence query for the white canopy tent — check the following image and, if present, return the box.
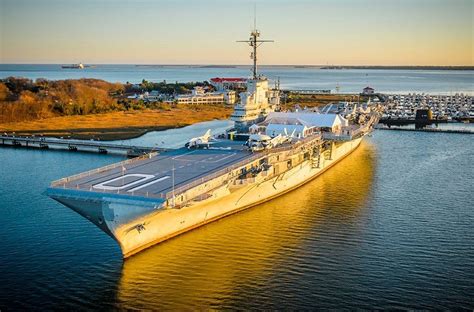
[261,112,348,137]
[265,123,308,138]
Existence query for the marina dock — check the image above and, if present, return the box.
[0,136,167,156]
[381,93,473,123]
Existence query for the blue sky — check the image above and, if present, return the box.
[0,0,472,65]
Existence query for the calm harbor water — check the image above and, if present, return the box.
[111,119,233,149]
[1,64,473,95]
[0,125,473,309]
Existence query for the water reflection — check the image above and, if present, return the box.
[116,141,376,309]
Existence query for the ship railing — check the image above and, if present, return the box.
[162,134,323,200]
[323,116,378,141]
[232,177,256,185]
[51,152,159,187]
[163,152,266,199]
[322,132,352,141]
[76,185,169,200]
[51,133,324,200]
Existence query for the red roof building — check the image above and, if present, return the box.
[210,77,247,91]
[210,77,247,83]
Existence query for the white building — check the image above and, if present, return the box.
[177,87,236,105]
[222,90,237,104]
[145,90,162,102]
[127,91,166,102]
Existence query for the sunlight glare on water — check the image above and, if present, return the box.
[0,129,473,309]
[116,141,377,309]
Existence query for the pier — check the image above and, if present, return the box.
[286,89,332,94]
[0,136,167,156]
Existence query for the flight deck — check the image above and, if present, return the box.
[52,140,254,199]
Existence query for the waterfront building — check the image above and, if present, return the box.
[145,90,162,102]
[362,86,375,95]
[177,86,235,105]
[127,91,169,102]
[210,77,247,91]
[223,90,237,104]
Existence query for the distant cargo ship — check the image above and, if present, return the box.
[47,27,380,259]
[61,63,85,69]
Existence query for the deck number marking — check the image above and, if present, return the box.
[93,174,155,191]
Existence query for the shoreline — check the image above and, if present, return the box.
[0,107,232,141]
[0,92,353,141]
[1,124,189,141]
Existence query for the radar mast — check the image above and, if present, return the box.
[237,10,274,79]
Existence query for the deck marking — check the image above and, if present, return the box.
[203,153,236,163]
[93,174,155,191]
[172,150,197,160]
[127,176,170,192]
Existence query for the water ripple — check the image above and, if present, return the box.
[1,130,473,309]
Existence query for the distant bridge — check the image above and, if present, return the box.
[0,136,168,156]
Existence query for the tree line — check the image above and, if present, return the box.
[0,77,212,124]
[125,79,214,94]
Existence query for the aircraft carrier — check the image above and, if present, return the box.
[47,27,380,258]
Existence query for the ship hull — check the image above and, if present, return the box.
[49,137,363,258]
[115,137,362,258]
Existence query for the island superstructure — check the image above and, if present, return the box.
[47,27,380,259]
[231,27,280,131]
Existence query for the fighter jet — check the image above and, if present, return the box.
[185,129,214,149]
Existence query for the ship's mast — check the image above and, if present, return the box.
[237,14,273,79]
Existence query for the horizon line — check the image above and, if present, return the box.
[1,63,473,68]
